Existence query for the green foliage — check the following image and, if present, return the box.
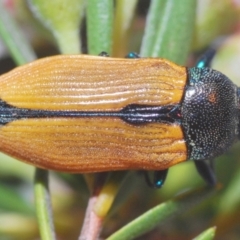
[0,1,239,239]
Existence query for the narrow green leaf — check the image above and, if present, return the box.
[107,187,218,240]
[0,1,36,65]
[34,169,56,240]
[142,0,196,64]
[140,0,165,57]
[87,0,113,55]
[193,226,216,240]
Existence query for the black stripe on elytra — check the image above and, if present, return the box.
[0,100,182,125]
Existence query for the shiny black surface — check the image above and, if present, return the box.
[0,100,182,126]
[182,67,239,161]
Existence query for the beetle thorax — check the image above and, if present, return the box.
[182,67,239,161]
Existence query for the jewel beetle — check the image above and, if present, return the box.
[0,50,239,188]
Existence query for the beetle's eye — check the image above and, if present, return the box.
[185,86,196,99]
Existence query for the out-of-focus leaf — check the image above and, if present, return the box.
[0,184,34,215]
[193,226,216,240]
[0,1,36,64]
[28,0,85,54]
[107,186,218,240]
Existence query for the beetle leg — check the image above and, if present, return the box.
[126,52,140,58]
[196,48,217,68]
[195,38,224,68]
[194,160,217,186]
[98,51,109,57]
[144,169,169,188]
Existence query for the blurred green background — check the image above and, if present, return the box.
[0,0,240,239]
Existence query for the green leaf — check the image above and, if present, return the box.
[87,0,113,55]
[107,186,218,240]
[28,0,85,54]
[34,169,56,240]
[140,0,165,57]
[0,1,36,64]
[141,0,196,64]
[0,184,33,215]
[217,168,240,214]
[193,226,216,240]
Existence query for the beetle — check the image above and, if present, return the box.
[0,50,239,188]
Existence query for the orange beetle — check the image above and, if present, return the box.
[0,52,238,187]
